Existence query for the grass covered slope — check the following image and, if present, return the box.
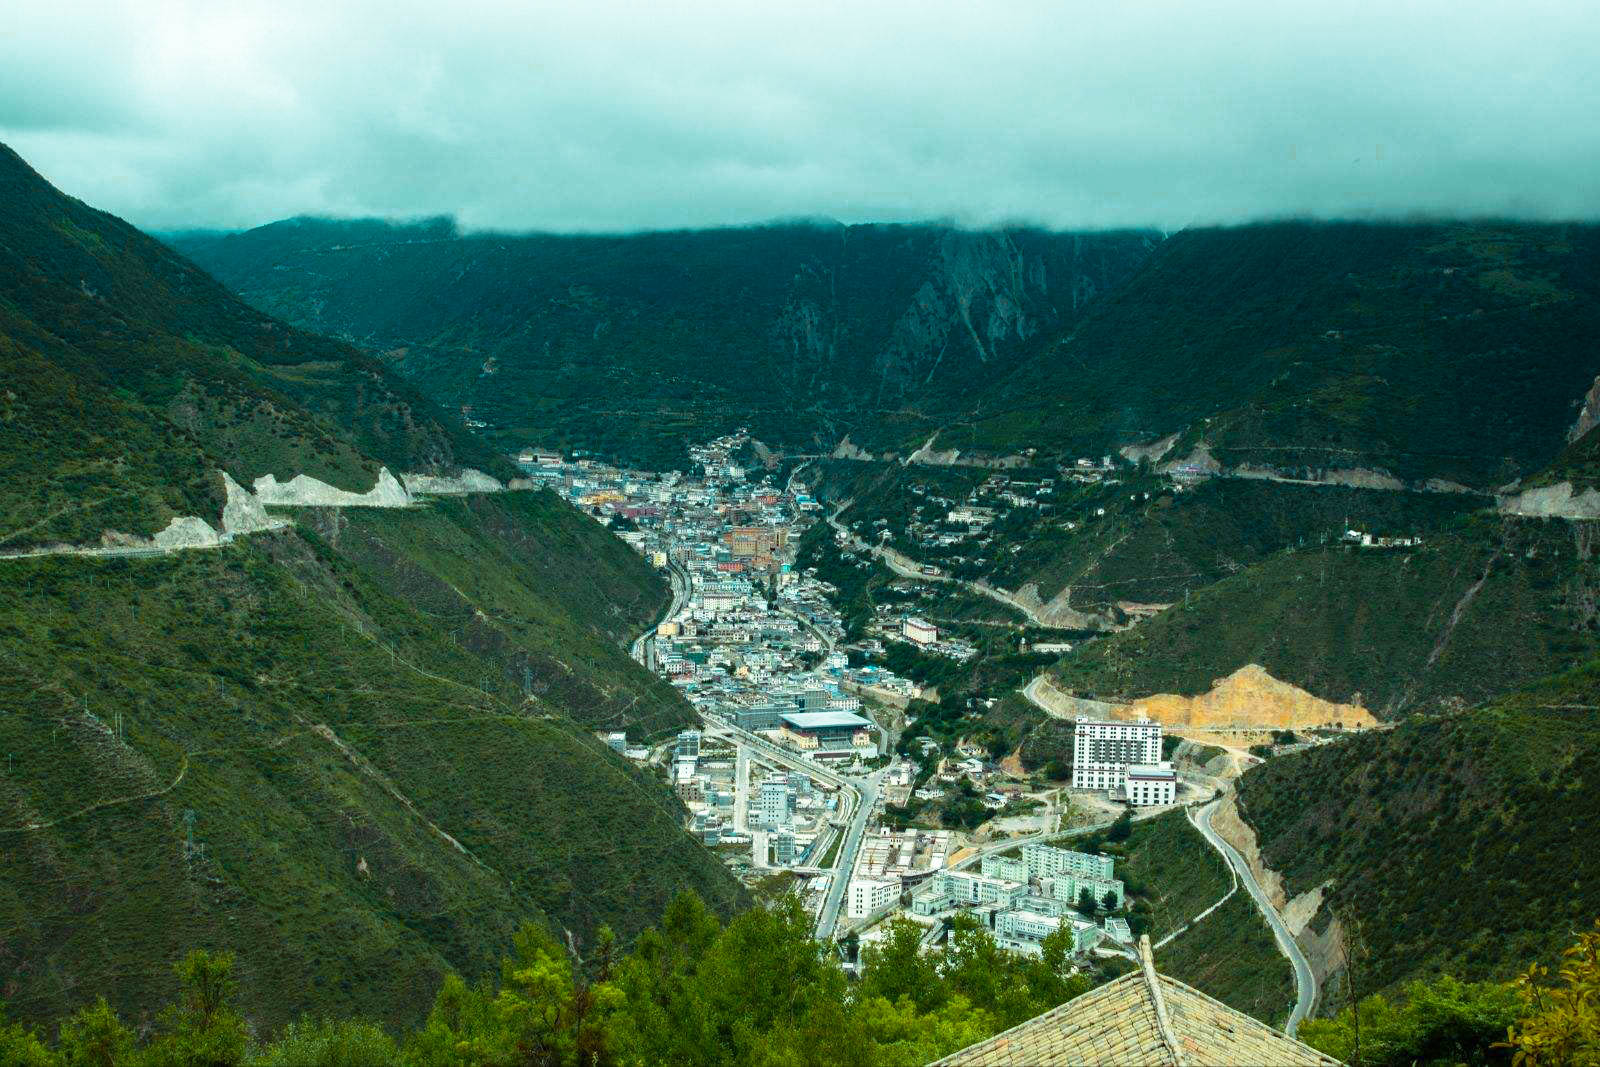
[812,456,1482,610]
[951,221,1600,487]
[312,490,686,737]
[1052,514,1600,716]
[0,142,509,548]
[0,507,742,1035]
[1092,810,1296,1026]
[175,218,1158,466]
[1235,661,1600,1000]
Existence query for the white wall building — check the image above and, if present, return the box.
[752,777,794,828]
[903,617,939,646]
[1123,762,1178,806]
[1022,842,1116,882]
[847,877,900,919]
[1072,717,1162,792]
[675,729,702,761]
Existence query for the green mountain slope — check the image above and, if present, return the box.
[1235,661,1600,1002]
[0,509,740,1034]
[950,221,1600,489]
[1051,513,1600,716]
[0,143,744,1034]
[0,143,511,549]
[810,457,1484,611]
[173,219,1159,467]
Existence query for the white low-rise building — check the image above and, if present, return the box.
[847,878,901,918]
[1124,762,1178,806]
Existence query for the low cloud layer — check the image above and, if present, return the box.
[5,0,1598,232]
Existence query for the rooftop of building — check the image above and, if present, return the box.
[780,710,873,730]
[930,936,1340,1067]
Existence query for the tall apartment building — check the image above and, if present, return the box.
[675,729,702,761]
[1071,717,1162,792]
[772,828,797,866]
[752,777,794,828]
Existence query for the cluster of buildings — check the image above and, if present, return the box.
[864,612,978,661]
[523,433,918,772]
[1341,527,1425,549]
[909,841,1131,956]
[551,435,1189,959]
[665,724,844,870]
[844,827,955,919]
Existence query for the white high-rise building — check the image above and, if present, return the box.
[675,729,702,761]
[1072,717,1162,792]
[752,777,793,828]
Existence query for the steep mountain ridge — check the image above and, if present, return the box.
[1051,512,1600,717]
[174,218,1159,467]
[0,143,745,1035]
[0,143,511,549]
[950,221,1600,490]
[1234,659,1600,1005]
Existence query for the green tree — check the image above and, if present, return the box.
[1106,810,1132,843]
[403,921,617,1067]
[0,1006,56,1067]
[852,994,994,1066]
[253,1017,398,1066]
[1299,976,1520,1066]
[1102,890,1120,913]
[858,918,945,1013]
[57,998,134,1067]
[1503,918,1600,1066]
[144,950,249,1067]
[1078,888,1097,915]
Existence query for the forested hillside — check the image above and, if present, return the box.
[1235,658,1600,1002]
[0,143,744,1035]
[1051,513,1600,716]
[0,144,510,549]
[949,221,1600,489]
[174,219,1158,467]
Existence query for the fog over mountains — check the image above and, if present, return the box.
[6,1,1599,232]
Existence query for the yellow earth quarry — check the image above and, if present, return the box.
[1114,664,1377,731]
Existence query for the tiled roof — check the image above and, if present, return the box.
[930,937,1341,1067]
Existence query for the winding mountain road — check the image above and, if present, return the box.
[823,502,1064,627]
[1189,794,1317,1036]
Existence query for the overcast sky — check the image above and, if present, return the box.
[3,0,1598,233]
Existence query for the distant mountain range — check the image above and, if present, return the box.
[173,218,1159,467]
[181,217,1600,493]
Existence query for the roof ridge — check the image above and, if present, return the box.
[1139,935,1188,1066]
[1153,969,1338,1057]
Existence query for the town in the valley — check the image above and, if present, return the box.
[513,432,1224,965]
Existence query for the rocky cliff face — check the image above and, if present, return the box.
[1499,481,1600,519]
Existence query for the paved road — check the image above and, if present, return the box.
[631,559,688,671]
[816,768,883,941]
[702,712,884,941]
[823,503,1069,627]
[1189,794,1317,1035]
